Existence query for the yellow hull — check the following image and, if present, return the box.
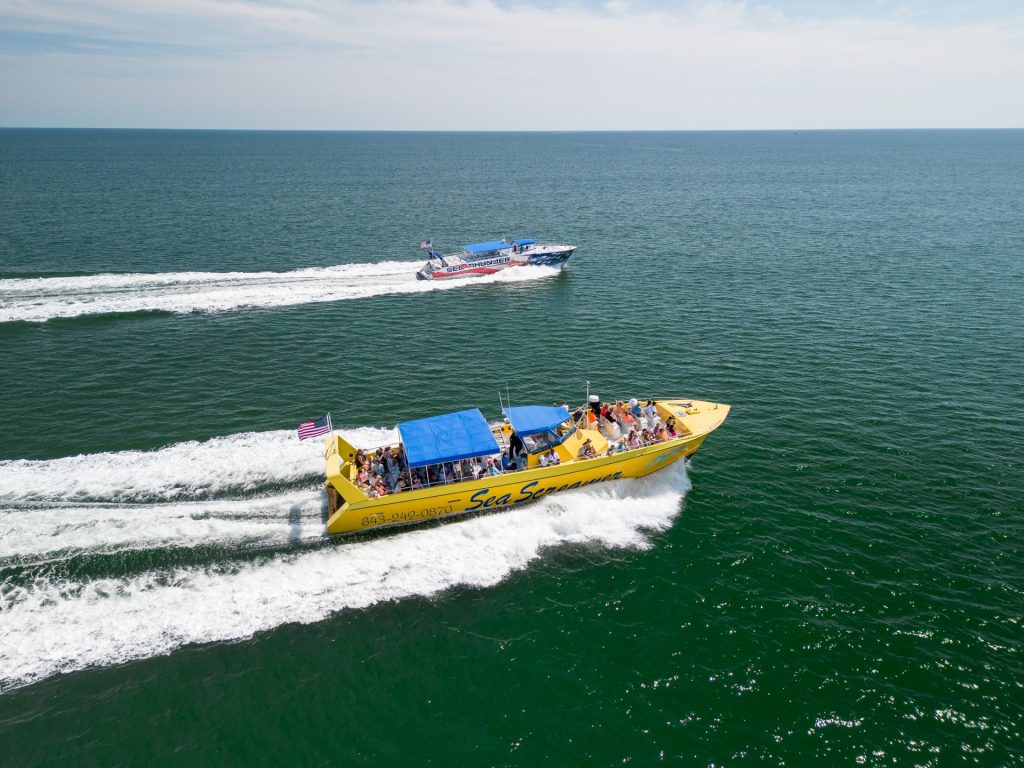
[324,398,729,535]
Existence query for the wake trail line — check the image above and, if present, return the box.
[0,463,690,693]
[0,261,561,322]
[0,426,393,562]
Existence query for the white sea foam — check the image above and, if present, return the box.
[0,426,396,504]
[0,262,561,323]
[0,463,689,692]
[0,491,328,563]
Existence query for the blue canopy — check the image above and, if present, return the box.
[398,408,500,468]
[512,238,535,246]
[503,405,571,436]
[462,240,510,254]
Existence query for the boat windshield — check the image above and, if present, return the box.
[521,421,575,454]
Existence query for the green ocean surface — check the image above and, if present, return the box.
[0,129,1021,766]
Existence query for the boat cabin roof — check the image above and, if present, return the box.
[462,240,510,254]
[503,405,571,436]
[397,408,500,468]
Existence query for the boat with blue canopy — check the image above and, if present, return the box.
[323,393,730,535]
[398,409,499,467]
[416,237,576,280]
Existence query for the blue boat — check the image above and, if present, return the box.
[416,238,576,280]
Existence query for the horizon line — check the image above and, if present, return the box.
[2,126,1023,133]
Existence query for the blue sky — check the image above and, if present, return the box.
[1,0,1022,129]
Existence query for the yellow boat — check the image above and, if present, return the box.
[324,398,729,535]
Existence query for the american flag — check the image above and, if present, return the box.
[297,414,332,440]
[419,239,432,249]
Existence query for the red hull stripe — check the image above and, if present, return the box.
[430,267,502,278]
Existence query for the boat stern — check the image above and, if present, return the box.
[324,435,369,532]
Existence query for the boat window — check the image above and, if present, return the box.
[522,421,575,453]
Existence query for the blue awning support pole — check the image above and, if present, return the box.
[496,391,509,452]
[505,383,513,455]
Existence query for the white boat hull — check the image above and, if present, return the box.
[417,245,575,280]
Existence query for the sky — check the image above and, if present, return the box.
[0,0,1022,129]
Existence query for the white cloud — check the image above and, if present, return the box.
[0,0,1021,128]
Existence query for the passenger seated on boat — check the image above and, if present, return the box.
[640,429,653,445]
[578,439,597,460]
[501,451,512,472]
[630,398,643,421]
[656,424,669,441]
[571,405,586,427]
[627,429,641,449]
[375,477,389,496]
[665,417,678,437]
[539,449,560,467]
[486,457,501,476]
[615,401,634,429]
[600,402,616,425]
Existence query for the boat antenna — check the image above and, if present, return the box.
[506,383,512,410]
[497,388,510,452]
[586,380,590,401]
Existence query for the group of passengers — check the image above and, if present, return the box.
[570,398,682,457]
[353,446,410,498]
[351,397,683,496]
[353,444,519,497]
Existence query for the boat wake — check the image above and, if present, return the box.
[0,261,562,323]
[0,427,689,693]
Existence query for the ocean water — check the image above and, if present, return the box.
[0,129,1021,766]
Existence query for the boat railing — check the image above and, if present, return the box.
[351,404,682,497]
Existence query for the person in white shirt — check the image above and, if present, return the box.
[643,400,659,427]
[539,452,550,467]
[547,450,560,465]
